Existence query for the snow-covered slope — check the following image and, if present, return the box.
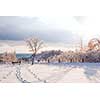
[0,63,100,83]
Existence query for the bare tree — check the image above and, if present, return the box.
[26,37,44,65]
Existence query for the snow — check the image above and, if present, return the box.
[0,63,100,83]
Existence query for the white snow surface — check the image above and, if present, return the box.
[0,62,100,83]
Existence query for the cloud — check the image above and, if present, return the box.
[74,16,86,23]
[0,16,81,44]
[0,16,100,52]
[1,16,99,46]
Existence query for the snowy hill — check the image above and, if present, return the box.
[0,63,100,83]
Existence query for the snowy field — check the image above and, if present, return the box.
[0,62,100,83]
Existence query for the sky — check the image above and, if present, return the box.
[0,16,100,53]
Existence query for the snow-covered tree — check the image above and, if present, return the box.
[26,37,44,65]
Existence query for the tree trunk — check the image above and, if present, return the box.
[32,58,34,65]
[31,54,36,65]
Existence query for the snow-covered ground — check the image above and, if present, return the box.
[0,62,100,83]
